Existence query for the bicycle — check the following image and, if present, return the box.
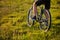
[27,5,51,32]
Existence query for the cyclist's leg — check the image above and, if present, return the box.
[32,2,37,19]
[44,0,50,19]
[33,1,37,16]
[33,0,43,19]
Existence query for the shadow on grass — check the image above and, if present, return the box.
[56,16,60,19]
[50,23,60,36]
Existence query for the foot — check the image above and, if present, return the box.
[32,16,36,20]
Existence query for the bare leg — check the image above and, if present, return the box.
[33,2,37,16]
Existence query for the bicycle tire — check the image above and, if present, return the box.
[40,9,51,32]
[27,7,34,27]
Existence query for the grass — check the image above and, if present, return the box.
[0,0,60,40]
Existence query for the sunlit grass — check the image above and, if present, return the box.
[0,0,60,40]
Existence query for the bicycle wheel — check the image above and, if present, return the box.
[40,9,51,32]
[28,7,34,27]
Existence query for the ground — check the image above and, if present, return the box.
[0,0,60,40]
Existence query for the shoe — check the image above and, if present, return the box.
[32,16,36,20]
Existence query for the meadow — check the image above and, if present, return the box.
[0,0,60,40]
